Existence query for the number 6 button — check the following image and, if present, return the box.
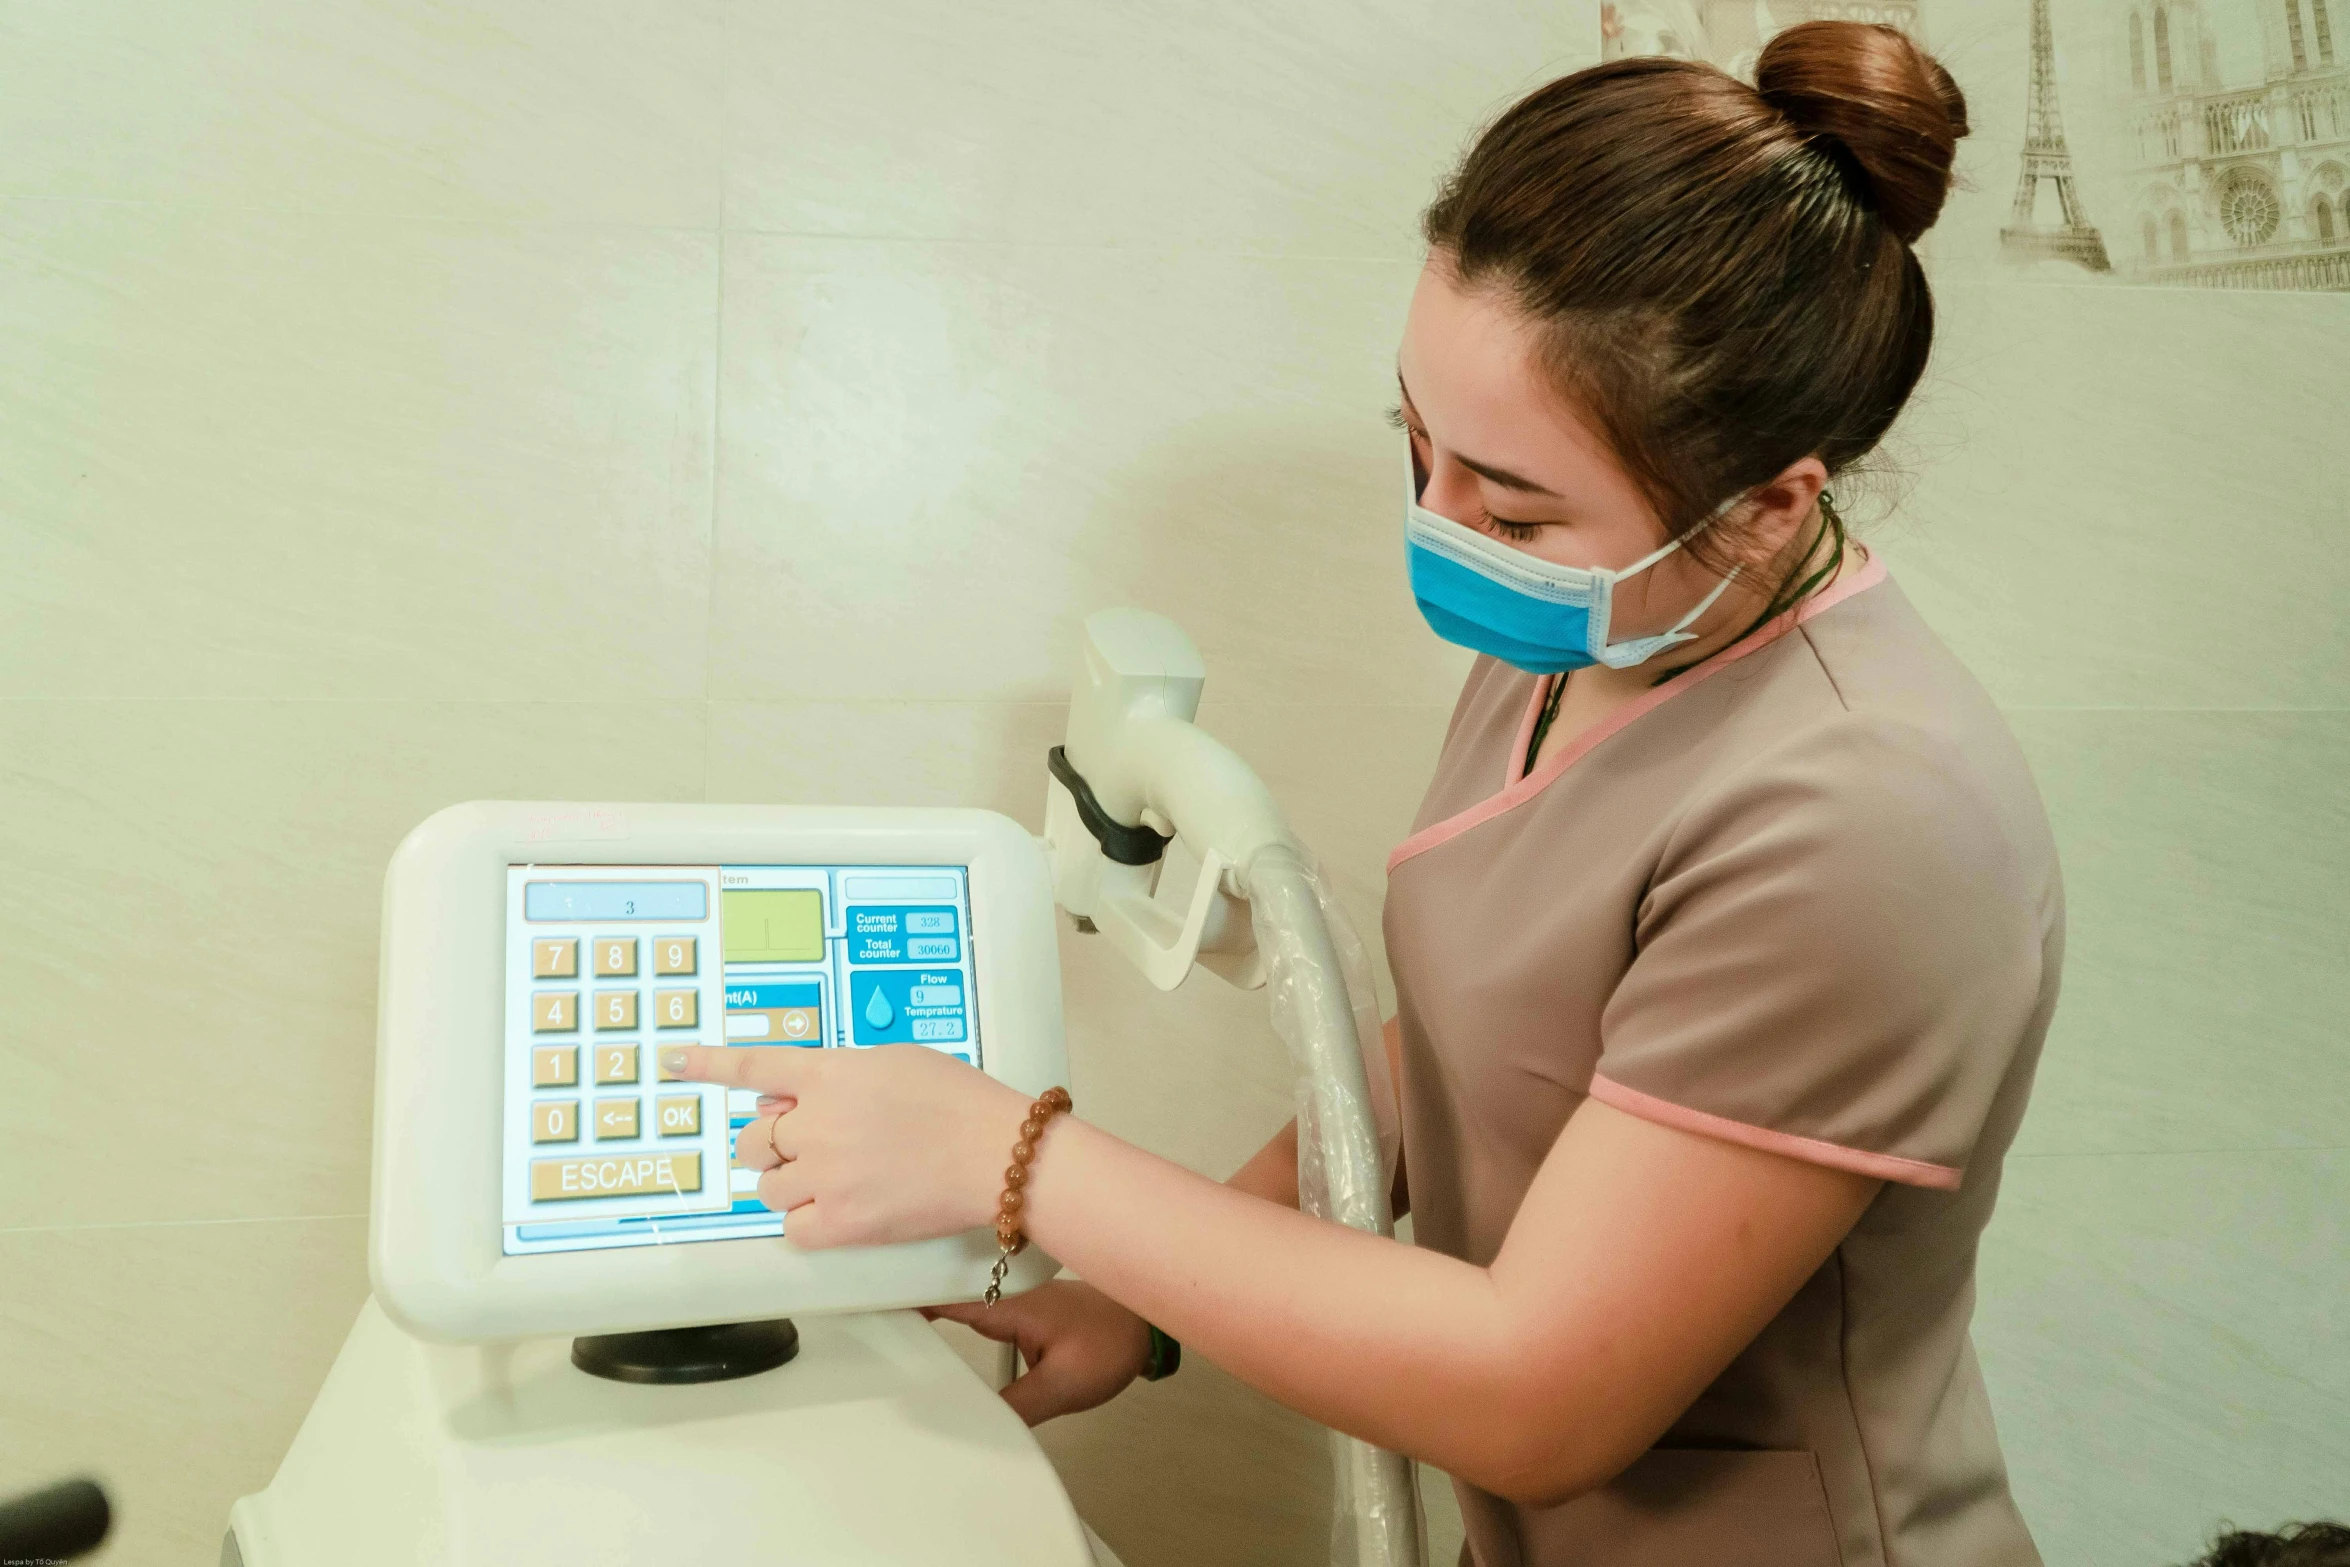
[653,988,698,1028]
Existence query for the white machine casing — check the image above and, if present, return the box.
[371,800,1066,1343]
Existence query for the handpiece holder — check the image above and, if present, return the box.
[1042,609,1292,991]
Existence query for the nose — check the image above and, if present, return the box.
[1413,452,1484,529]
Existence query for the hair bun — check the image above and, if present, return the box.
[1755,21,1969,244]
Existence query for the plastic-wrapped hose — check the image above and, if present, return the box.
[1245,844,1428,1567]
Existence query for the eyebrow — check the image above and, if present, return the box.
[1396,371,1567,499]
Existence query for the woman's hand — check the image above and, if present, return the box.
[926,1281,1154,1426]
[662,1043,1037,1249]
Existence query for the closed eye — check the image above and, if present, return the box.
[1389,404,1547,544]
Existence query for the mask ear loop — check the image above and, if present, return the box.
[1591,490,1750,668]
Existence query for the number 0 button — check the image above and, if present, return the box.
[653,989,698,1028]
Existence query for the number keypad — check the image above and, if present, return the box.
[518,900,721,1226]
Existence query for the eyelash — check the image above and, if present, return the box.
[1386,403,1546,542]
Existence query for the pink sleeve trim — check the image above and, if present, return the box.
[1387,551,1889,876]
[1586,1073,1962,1190]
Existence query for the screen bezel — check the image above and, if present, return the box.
[370,801,1067,1343]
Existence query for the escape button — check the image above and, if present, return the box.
[530,1151,702,1202]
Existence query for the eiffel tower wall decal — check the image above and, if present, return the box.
[2002,0,2115,268]
[1599,0,2350,291]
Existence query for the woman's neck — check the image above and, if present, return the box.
[1526,527,1864,776]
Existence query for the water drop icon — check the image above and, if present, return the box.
[864,987,895,1031]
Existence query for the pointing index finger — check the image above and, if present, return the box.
[661,1044,820,1096]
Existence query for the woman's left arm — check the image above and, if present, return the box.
[670,1042,1875,1508]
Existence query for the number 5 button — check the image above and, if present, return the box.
[653,988,698,1028]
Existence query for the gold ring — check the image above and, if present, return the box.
[766,1113,792,1165]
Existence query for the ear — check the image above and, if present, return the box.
[1738,456,1831,552]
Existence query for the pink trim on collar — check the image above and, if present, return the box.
[1386,549,1887,875]
[1586,1073,1961,1189]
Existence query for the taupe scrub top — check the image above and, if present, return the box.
[1383,552,2063,1567]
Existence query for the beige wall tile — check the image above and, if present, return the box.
[0,204,718,701]
[0,0,725,226]
[706,700,1068,819]
[0,1217,370,1567]
[1976,1149,2350,1564]
[722,0,1593,253]
[711,237,1468,708]
[1881,281,2347,710]
[2008,710,2350,1156]
[0,700,705,1230]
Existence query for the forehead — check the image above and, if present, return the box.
[1396,261,1613,485]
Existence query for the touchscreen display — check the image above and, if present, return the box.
[501,863,979,1255]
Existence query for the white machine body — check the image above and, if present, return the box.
[231,800,1104,1567]
[227,1299,1098,1567]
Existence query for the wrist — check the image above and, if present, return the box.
[972,1079,1040,1230]
[981,1085,1074,1304]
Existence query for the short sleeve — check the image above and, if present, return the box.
[1590,714,2053,1189]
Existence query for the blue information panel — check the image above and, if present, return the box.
[846,904,962,964]
[850,968,968,1046]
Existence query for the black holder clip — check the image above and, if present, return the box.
[1047,746,1170,867]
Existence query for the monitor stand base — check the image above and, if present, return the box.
[570,1318,799,1384]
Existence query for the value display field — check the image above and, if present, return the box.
[501,863,980,1256]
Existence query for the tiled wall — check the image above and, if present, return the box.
[0,4,2338,1565]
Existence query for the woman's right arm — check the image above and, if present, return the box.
[930,1018,1408,1422]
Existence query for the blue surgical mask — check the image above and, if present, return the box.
[1405,459,1742,674]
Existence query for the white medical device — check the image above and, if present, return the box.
[227,802,1099,1567]
[230,613,1423,1567]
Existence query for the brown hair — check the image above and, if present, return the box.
[1421,22,1969,602]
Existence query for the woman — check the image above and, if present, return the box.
[671,22,2065,1566]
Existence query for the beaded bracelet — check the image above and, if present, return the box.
[984,1085,1073,1307]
